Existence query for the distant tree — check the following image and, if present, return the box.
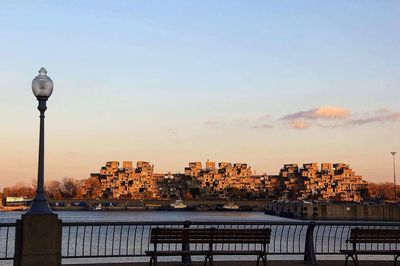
[0,192,4,206]
[367,182,400,201]
[45,180,62,199]
[79,176,102,199]
[3,182,35,198]
[60,177,79,199]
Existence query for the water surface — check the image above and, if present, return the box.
[0,211,294,223]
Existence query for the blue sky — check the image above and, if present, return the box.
[0,1,399,187]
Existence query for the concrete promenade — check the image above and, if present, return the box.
[64,261,394,266]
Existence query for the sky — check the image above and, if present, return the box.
[0,1,399,188]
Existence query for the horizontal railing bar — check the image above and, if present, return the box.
[3,221,400,226]
[62,221,188,226]
[0,223,17,227]
[62,221,400,226]
[62,252,307,258]
[62,254,150,258]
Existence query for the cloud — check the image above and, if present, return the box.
[346,110,400,126]
[259,114,271,120]
[282,106,351,130]
[253,124,273,129]
[287,120,310,130]
[313,108,400,128]
[207,108,399,131]
[233,119,251,123]
[282,106,350,121]
[204,120,220,126]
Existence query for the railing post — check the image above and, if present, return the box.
[304,221,317,265]
[14,220,22,266]
[14,214,62,266]
[181,221,192,265]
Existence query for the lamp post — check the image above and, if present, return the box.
[26,67,54,215]
[391,152,397,201]
[15,68,61,266]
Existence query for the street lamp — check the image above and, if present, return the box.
[391,152,397,201]
[26,67,54,215]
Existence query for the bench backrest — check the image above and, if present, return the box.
[150,228,271,244]
[349,228,400,244]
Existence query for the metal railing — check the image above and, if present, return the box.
[0,223,16,261]
[61,221,400,263]
[62,221,186,258]
[1,220,399,263]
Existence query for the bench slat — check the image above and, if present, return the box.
[340,250,400,255]
[150,228,271,244]
[349,228,400,244]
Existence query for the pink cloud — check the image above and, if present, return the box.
[282,106,350,120]
[287,120,310,130]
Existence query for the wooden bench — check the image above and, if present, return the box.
[340,228,400,266]
[145,227,271,266]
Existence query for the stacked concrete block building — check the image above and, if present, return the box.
[86,160,367,202]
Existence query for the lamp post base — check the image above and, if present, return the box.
[25,192,54,215]
[14,214,62,266]
[25,200,54,215]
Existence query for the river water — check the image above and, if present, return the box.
[0,210,294,223]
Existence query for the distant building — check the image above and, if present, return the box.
[279,163,367,202]
[86,161,366,202]
[184,160,266,199]
[5,197,31,206]
[89,161,157,199]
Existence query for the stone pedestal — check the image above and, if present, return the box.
[14,214,62,266]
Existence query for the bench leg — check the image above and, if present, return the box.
[395,254,400,266]
[205,254,213,266]
[256,254,267,266]
[149,255,157,266]
[345,254,358,266]
[209,254,214,266]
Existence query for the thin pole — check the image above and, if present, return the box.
[26,98,53,215]
[393,152,397,201]
[37,100,46,195]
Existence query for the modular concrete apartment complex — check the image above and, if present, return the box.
[83,161,367,202]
